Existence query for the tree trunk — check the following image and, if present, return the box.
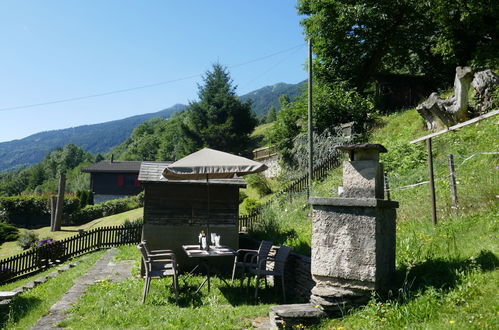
[53,173,66,232]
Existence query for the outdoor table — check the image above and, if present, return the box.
[182,244,236,293]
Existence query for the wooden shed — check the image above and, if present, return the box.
[138,162,246,270]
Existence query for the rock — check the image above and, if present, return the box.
[0,291,18,300]
[269,304,326,329]
[472,69,499,113]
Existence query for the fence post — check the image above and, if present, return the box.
[448,154,458,211]
[384,171,391,201]
[97,228,102,250]
[427,138,437,225]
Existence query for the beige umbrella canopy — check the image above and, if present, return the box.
[162,148,268,249]
[162,147,268,180]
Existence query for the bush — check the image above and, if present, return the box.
[241,198,261,215]
[0,223,19,244]
[245,174,272,197]
[17,231,39,250]
[239,191,248,204]
[33,238,66,264]
[67,194,143,225]
[123,217,143,227]
[0,195,80,227]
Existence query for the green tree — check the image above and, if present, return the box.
[265,106,277,123]
[270,83,373,163]
[183,64,257,156]
[297,0,498,92]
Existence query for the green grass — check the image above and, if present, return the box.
[250,122,274,140]
[371,108,498,222]
[0,208,143,259]
[59,245,276,329]
[0,251,105,329]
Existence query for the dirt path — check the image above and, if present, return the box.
[31,248,134,329]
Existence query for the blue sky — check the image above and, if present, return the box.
[0,1,307,142]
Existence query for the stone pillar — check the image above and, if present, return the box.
[309,144,398,311]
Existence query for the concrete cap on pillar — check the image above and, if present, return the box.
[336,144,387,161]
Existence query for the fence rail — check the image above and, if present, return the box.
[0,224,142,283]
[238,153,342,231]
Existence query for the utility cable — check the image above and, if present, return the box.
[0,43,307,113]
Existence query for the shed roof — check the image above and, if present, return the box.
[139,162,247,187]
[81,161,144,174]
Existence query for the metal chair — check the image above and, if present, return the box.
[141,240,174,256]
[137,242,179,304]
[247,245,291,303]
[231,240,273,284]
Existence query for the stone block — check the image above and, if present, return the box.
[0,291,18,300]
[342,161,384,199]
[309,198,397,294]
[269,304,326,328]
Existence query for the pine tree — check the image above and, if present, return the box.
[184,64,257,156]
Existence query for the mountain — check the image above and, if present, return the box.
[0,80,306,172]
[0,104,186,172]
[240,80,306,117]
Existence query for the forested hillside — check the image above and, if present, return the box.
[239,81,306,117]
[0,104,185,172]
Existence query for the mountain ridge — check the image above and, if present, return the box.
[0,81,305,172]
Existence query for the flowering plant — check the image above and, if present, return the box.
[36,238,55,248]
[34,238,66,266]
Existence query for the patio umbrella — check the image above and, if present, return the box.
[162,148,268,248]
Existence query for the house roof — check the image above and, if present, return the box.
[81,161,144,174]
[139,161,247,187]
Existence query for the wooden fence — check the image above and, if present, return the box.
[0,224,142,283]
[238,153,342,231]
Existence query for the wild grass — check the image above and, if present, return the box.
[0,251,104,329]
[317,206,498,329]
[0,208,143,259]
[250,107,498,328]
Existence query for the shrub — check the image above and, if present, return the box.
[67,194,143,225]
[241,198,261,215]
[239,191,248,204]
[123,217,143,227]
[33,238,66,264]
[0,223,19,244]
[245,174,272,197]
[17,231,39,250]
[0,195,80,227]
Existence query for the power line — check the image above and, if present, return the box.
[0,43,307,113]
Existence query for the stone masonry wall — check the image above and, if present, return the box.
[283,252,315,302]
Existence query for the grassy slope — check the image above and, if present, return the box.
[250,108,498,328]
[0,208,143,259]
[318,110,499,328]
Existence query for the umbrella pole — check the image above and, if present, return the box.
[206,175,210,250]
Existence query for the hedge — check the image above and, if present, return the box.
[66,192,143,225]
[0,195,79,227]
[0,192,144,227]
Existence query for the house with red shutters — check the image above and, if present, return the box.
[82,158,171,204]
